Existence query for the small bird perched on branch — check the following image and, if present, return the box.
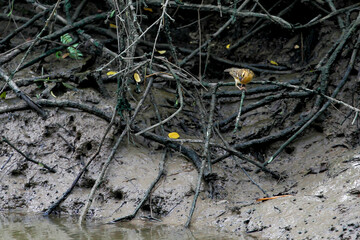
[224,68,254,91]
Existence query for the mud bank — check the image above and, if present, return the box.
[1,91,360,239]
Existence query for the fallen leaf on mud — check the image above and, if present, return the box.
[256,195,293,202]
[109,23,117,29]
[143,7,153,12]
[157,50,166,54]
[168,132,180,139]
[107,71,117,76]
[269,60,279,65]
[226,44,231,49]
[134,72,141,83]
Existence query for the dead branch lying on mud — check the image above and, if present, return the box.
[43,109,117,216]
[78,74,156,223]
[0,68,47,119]
[0,12,108,65]
[265,16,360,166]
[1,136,56,173]
[110,149,167,223]
[217,91,313,128]
[185,84,217,228]
[0,99,205,170]
[214,127,269,195]
[110,92,170,224]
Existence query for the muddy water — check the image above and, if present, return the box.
[0,211,241,240]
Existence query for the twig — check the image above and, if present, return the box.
[203,78,303,98]
[179,1,250,67]
[44,109,117,216]
[146,1,360,30]
[213,142,280,179]
[210,56,294,74]
[252,0,282,27]
[325,0,345,30]
[147,0,292,29]
[252,80,360,114]
[0,14,31,23]
[0,9,50,45]
[0,98,205,173]
[13,0,62,76]
[316,16,360,107]
[135,64,183,136]
[228,0,297,52]
[264,17,360,166]
[17,44,68,72]
[109,149,167,223]
[0,154,13,171]
[150,0,172,65]
[140,131,205,175]
[197,0,204,81]
[185,84,218,228]
[0,12,108,65]
[0,68,47,119]
[78,77,154,224]
[110,83,170,223]
[57,133,75,152]
[2,137,56,173]
[33,1,117,59]
[217,91,312,128]
[294,2,360,30]
[71,0,87,22]
[164,15,179,65]
[96,11,163,72]
[139,40,292,74]
[214,127,268,195]
[213,111,313,166]
[234,90,246,132]
[36,99,114,122]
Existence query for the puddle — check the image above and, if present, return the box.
[0,211,243,240]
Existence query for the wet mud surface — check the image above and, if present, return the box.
[1,83,360,239]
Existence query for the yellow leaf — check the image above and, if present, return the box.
[109,23,117,29]
[157,50,166,54]
[226,44,231,49]
[50,91,56,98]
[107,71,117,76]
[270,60,279,66]
[168,132,180,139]
[143,7,153,12]
[134,72,141,83]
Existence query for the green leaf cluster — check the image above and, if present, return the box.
[60,33,83,60]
